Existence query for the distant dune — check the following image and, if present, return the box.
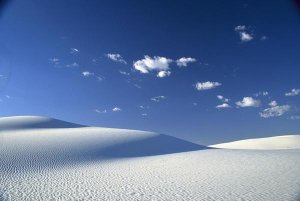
[0,116,300,201]
[210,135,300,150]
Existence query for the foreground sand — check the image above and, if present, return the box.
[1,116,300,201]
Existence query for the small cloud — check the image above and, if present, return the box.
[151,96,166,102]
[290,115,300,120]
[260,105,291,118]
[119,71,130,76]
[82,71,94,77]
[112,107,122,112]
[193,102,198,106]
[255,91,269,97]
[234,25,253,42]
[49,58,60,65]
[176,57,196,67]
[216,103,231,109]
[133,84,142,89]
[268,100,278,107]
[139,105,150,109]
[157,70,171,78]
[95,109,107,114]
[239,32,253,42]
[195,81,221,91]
[105,53,127,64]
[234,25,246,31]
[285,88,300,96]
[5,95,10,99]
[217,95,229,103]
[70,48,79,55]
[141,113,148,116]
[133,55,172,74]
[236,97,260,107]
[66,62,79,68]
[97,75,105,82]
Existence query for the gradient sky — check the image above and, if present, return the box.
[0,0,300,145]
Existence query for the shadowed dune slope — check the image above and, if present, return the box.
[0,116,208,171]
[0,116,86,131]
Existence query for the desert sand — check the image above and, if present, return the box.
[0,116,299,201]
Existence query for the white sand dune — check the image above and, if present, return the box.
[1,116,300,201]
[210,135,300,150]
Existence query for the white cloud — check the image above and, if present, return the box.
[291,116,300,120]
[133,55,172,74]
[105,53,127,64]
[151,96,166,102]
[176,57,196,67]
[234,25,246,31]
[82,71,94,77]
[66,62,79,68]
[119,71,130,76]
[285,88,300,96]
[236,97,260,107]
[141,113,147,116]
[70,48,79,55]
[239,32,253,42]
[95,109,107,114]
[217,95,223,100]
[112,107,122,112]
[260,105,291,118]
[193,102,198,106]
[268,101,278,107]
[217,95,229,102]
[234,25,253,42]
[157,70,171,78]
[195,81,221,91]
[216,103,231,109]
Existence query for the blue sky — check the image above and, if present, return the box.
[0,0,300,144]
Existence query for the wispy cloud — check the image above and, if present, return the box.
[66,62,79,68]
[176,57,196,67]
[195,81,221,91]
[261,36,268,41]
[119,71,130,76]
[105,53,127,64]
[82,71,94,77]
[291,115,300,120]
[285,88,300,96]
[260,104,290,118]
[49,58,60,65]
[236,97,260,107]
[151,95,166,102]
[254,91,269,97]
[112,107,122,112]
[70,48,79,55]
[157,70,171,78]
[234,25,253,42]
[139,105,150,109]
[95,109,107,114]
[97,75,105,82]
[133,55,172,74]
